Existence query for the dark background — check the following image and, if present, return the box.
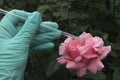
[0,0,120,80]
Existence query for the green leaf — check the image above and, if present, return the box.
[53,9,69,20]
[112,42,120,50]
[57,2,70,7]
[113,71,120,80]
[50,68,70,80]
[109,50,119,57]
[46,60,60,77]
[37,5,51,12]
[0,0,3,4]
[45,54,60,77]
[69,12,81,19]
[86,71,106,80]
[60,9,69,20]
[69,78,80,80]
[71,25,89,34]
[53,12,61,17]
[102,33,108,40]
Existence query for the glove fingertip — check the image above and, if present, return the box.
[54,31,62,39]
[41,21,59,29]
[32,42,54,51]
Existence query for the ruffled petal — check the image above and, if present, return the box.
[79,32,93,39]
[64,37,72,44]
[84,53,97,59]
[83,48,97,59]
[74,56,82,62]
[66,61,77,69]
[88,59,104,74]
[77,45,90,55]
[66,61,86,69]
[57,56,68,64]
[59,43,66,55]
[100,46,111,59]
[93,37,104,47]
[77,68,87,77]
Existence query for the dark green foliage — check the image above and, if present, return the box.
[0,0,120,80]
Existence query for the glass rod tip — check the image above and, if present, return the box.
[0,8,8,14]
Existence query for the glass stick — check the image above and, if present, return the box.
[0,8,81,40]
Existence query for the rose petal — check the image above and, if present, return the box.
[83,48,97,59]
[85,37,94,46]
[64,37,73,44]
[59,37,73,55]
[77,68,87,77]
[66,61,76,69]
[100,46,111,59]
[57,56,68,64]
[84,53,97,59]
[79,32,93,39]
[93,37,104,47]
[77,45,90,55]
[66,61,86,69]
[74,56,82,62]
[68,39,84,51]
[93,46,103,53]
[88,59,104,74]
[59,43,66,55]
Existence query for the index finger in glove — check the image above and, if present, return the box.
[33,31,61,45]
[39,21,59,33]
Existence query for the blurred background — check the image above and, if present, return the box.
[0,0,120,80]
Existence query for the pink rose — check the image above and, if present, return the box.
[57,32,111,77]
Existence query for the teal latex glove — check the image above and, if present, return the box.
[0,10,61,80]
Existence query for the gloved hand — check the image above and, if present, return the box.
[0,10,61,80]
[30,21,61,53]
